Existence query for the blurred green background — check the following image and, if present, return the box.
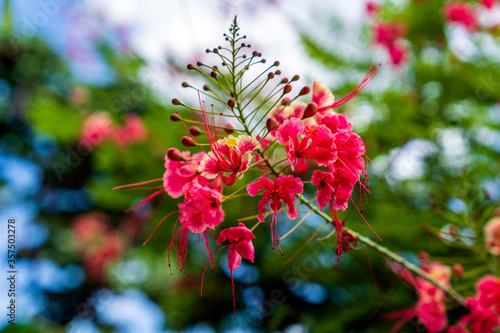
[0,0,499,332]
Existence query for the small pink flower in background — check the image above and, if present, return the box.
[276,117,337,172]
[484,217,500,255]
[247,174,303,255]
[444,2,478,31]
[482,0,497,10]
[373,22,406,47]
[110,114,148,147]
[80,111,113,147]
[199,134,260,186]
[384,260,451,332]
[71,212,127,283]
[387,43,408,66]
[366,1,379,15]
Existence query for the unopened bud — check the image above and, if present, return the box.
[261,58,266,63]
[291,75,300,82]
[274,61,280,66]
[283,84,292,94]
[452,263,464,278]
[170,113,180,121]
[187,64,194,70]
[224,123,234,134]
[227,99,235,108]
[213,48,218,53]
[417,251,430,260]
[167,148,183,161]
[210,71,217,78]
[197,61,202,66]
[268,72,275,79]
[189,126,202,136]
[205,49,210,53]
[241,43,246,47]
[181,136,196,147]
[266,117,278,131]
[281,78,289,84]
[203,84,210,91]
[275,70,281,75]
[303,102,318,119]
[252,51,259,57]
[181,82,188,88]
[281,97,291,106]
[172,98,181,106]
[449,225,459,236]
[258,52,262,57]
[300,86,311,96]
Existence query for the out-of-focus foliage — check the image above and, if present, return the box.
[1,0,499,332]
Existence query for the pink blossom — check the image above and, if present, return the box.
[216,223,255,271]
[199,134,260,186]
[449,298,500,333]
[178,182,225,233]
[477,275,500,313]
[388,43,408,66]
[202,223,255,318]
[163,151,207,198]
[444,2,478,31]
[276,117,337,172]
[484,217,500,255]
[366,1,379,15]
[482,0,496,10]
[80,111,112,147]
[110,114,148,147]
[269,102,306,137]
[168,182,225,271]
[247,174,303,254]
[373,22,406,47]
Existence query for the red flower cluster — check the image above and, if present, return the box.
[372,21,408,66]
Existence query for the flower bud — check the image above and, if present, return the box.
[189,126,202,136]
[267,72,275,79]
[197,61,202,66]
[213,48,218,54]
[258,52,262,57]
[181,136,196,147]
[181,82,189,88]
[203,84,210,91]
[274,61,280,66]
[281,78,289,84]
[210,71,217,78]
[224,123,234,134]
[300,86,311,96]
[187,64,194,70]
[283,84,292,94]
[167,148,183,161]
[449,225,459,236]
[291,75,300,82]
[417,251,429,260]
[172,98,181,106]
[452,263,464,278]
[266,117,278,131]
[170,113,180,121]
[281,97,291,106]
[252,51,259,57]
[205,49,210,53]
[261,58,266,63]
[303,102,318,119]
[227,99,235,108]
[275,70,281,75]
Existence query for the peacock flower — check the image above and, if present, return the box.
[276,117,337,172]
[247,174,303,255]
[199,134,260,186]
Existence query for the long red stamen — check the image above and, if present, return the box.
[168,223,184,275]
[113,178,162,190]
[126,189,165,212]
[198,233,204,267]
[142,210,180,246]
[203,231,216,271]
[200,244,231,296]
[319,62,381,112]
[349,197,381,241]
[231,270,236,320]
